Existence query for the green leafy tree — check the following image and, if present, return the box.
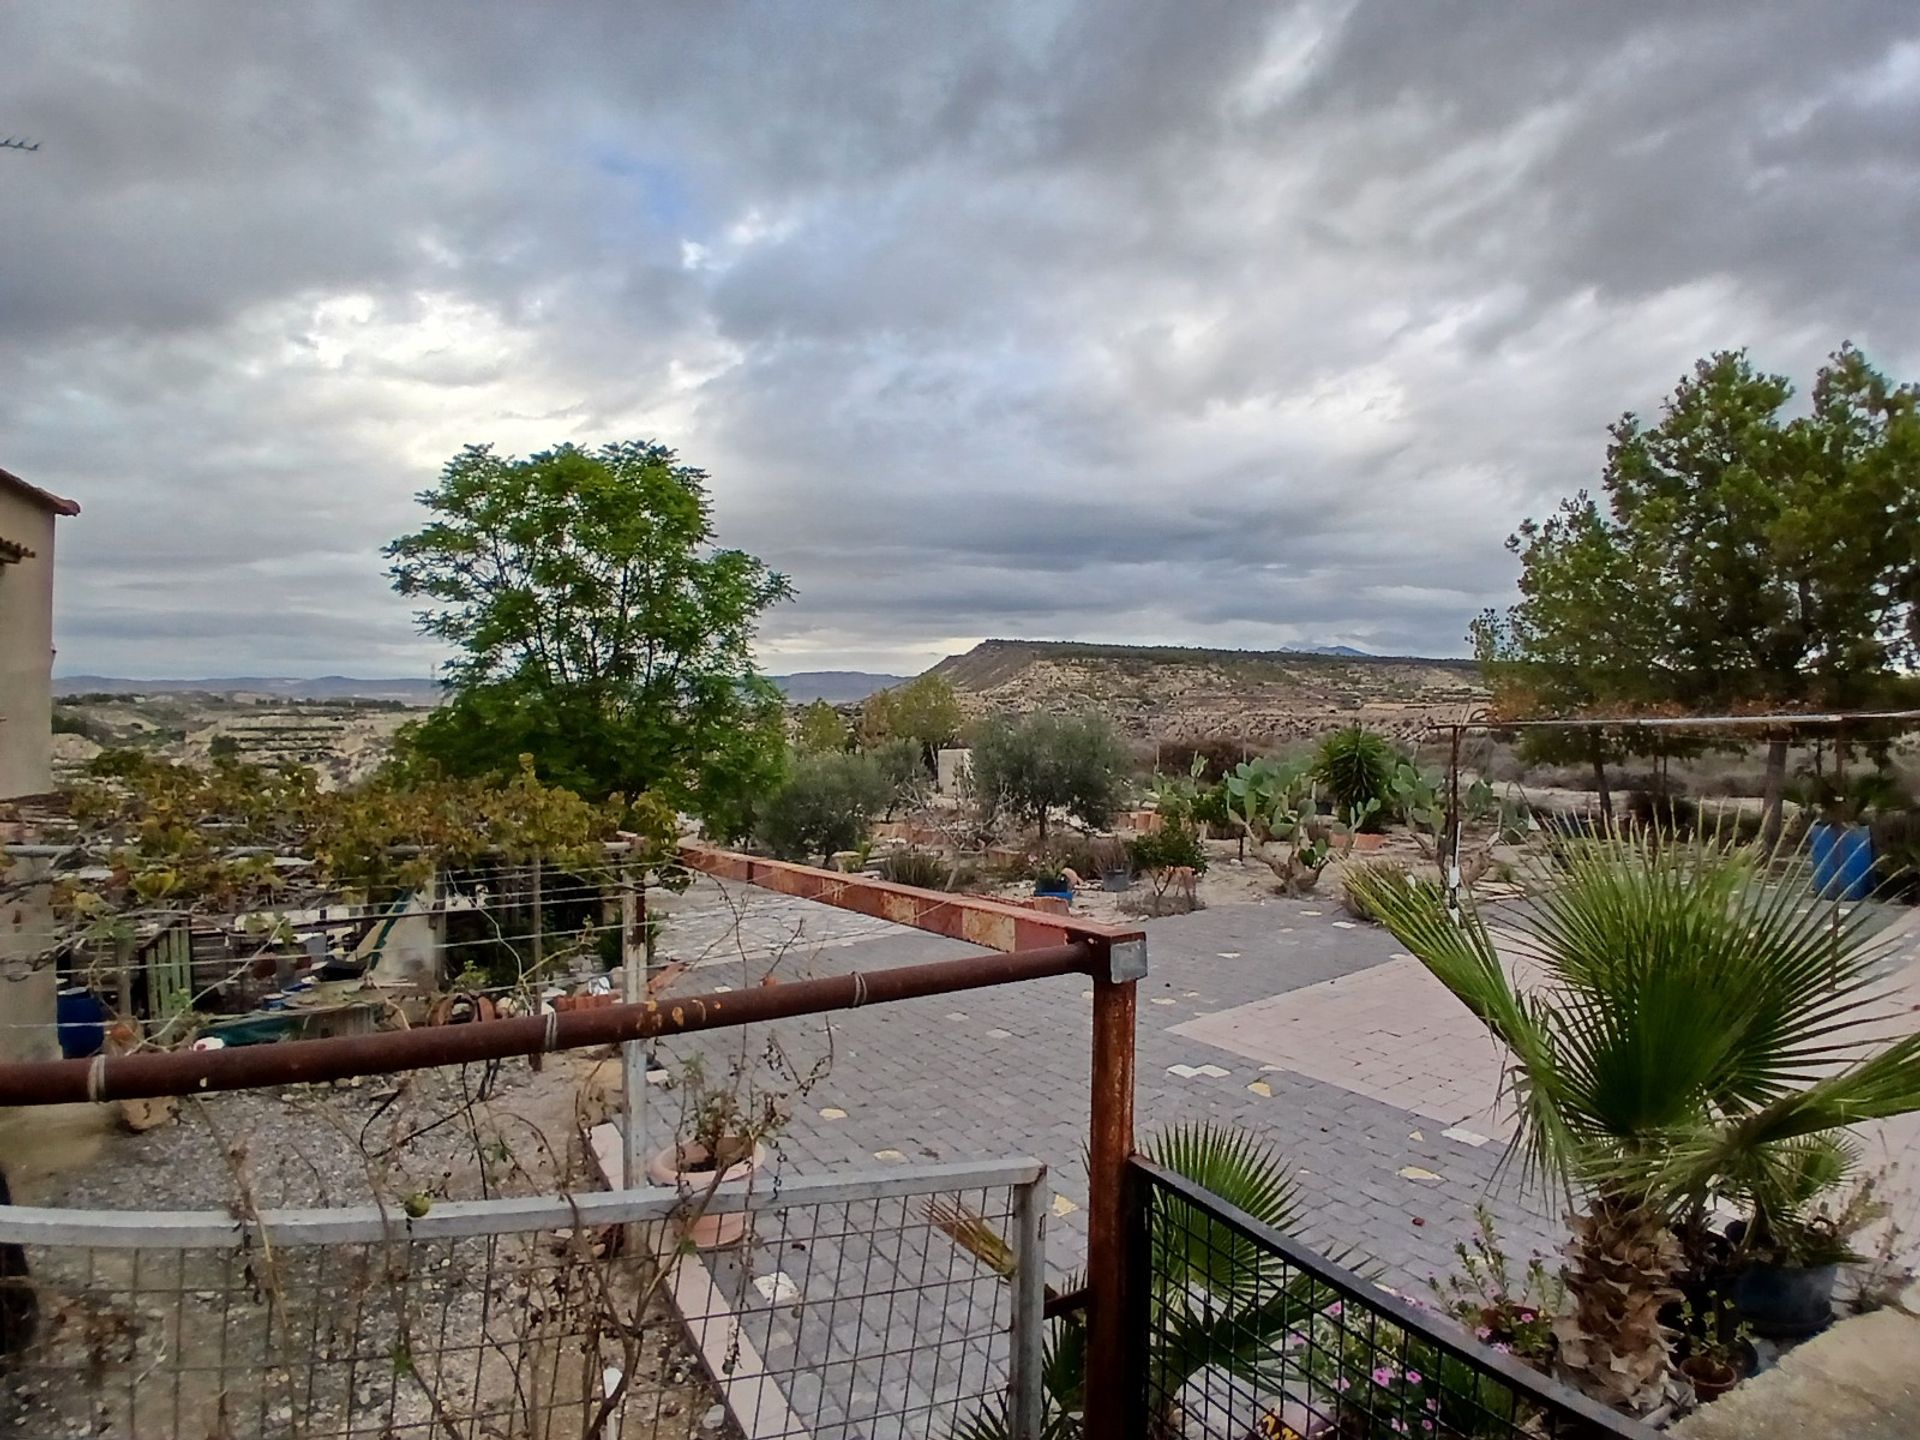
[756,751,890,862]
[386,441,793,823]
[1470,492,1667,819]
[1608,346,1920,839]
[793,700,850,755]
[859,673,963,769]
[1478,346,1920,838]
[969,712,1126,840]
[868,735,928,819]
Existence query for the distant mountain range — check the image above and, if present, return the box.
[770,671,907,703]
[55,670,908,706]
[54,645,1380,708]
[55,674,444,703]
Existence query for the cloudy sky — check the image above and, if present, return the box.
[5,3,1917,679]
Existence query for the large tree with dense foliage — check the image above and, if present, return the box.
[1477,346,1920,835]
[386,441,793,829]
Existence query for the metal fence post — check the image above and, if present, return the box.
[1009,1167,1049,1440]
[1083,936,1145,1440]
[619,869,646,1189]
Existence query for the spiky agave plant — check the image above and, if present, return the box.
[1350,828,1920,1412]
[940,1123,1336,1439]
[1311,727,1398,821]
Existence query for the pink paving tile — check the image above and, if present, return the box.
[1172,955,1517,1134]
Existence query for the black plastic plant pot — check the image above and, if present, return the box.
[1732,1261,1838,1339]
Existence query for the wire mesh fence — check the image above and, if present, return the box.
[1132,1160,1653,1440]
[0,1159,1046,1440]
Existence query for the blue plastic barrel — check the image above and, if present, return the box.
[55,987,109,1058]
[1810,822,1873,901]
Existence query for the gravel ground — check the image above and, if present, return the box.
[9,1055,736,1440]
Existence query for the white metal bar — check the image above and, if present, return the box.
[619,872,645,1189]
[1008,1168,1049,1440]
[0,1157,1047,1249]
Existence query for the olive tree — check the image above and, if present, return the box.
[969,712,1126,839]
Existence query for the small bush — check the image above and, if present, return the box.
[757,751,890,862]
[1128,823,1208,877]
[879,848,950,889]
[1340,858,1415,923]
[1313,727,1398,825]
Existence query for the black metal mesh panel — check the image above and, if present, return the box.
[1132,1160,1654,1440]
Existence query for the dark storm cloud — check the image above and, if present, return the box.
[3,2,1916,677]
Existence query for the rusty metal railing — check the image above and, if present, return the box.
[0,844,1148,1440]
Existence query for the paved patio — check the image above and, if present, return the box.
[632,876,1920,1435]
[646,879,1572,1294]
[646,877,1920,1292]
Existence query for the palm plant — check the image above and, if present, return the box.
[1350,829,1920,1412]
[940,1123,1339,1439]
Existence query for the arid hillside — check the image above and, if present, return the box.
[928,640,1484,747]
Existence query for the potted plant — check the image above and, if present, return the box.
[1729,1156,1886,1339]
[645,1056,769,1248]
[1675,1294,1751,1404]
[1030,864,1073,901]
[1089,836,1133,892]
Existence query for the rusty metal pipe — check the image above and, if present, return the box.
[1082,973,1138,1440]
[0,943,1094,1107]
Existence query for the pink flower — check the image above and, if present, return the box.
[1518,1309,1536,1323]
[1372,1367,1396,1386]
[1336,1379,1351,1393]
[1405,1371,1423,1385]
[1474,1326,1492,1340]
[1493,1342,1512,1355]
[1422,1423,1435,1433]
[1327,1302,1343,1319]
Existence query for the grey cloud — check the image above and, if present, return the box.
[3,2,1917,678]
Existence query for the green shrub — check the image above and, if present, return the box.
[879,847,949,889]
[1312,726,1398,824]
[757,751,890,862]
[1128,822,1208,876]
[1190,781,1231,830]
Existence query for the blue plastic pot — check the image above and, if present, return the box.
[1033,881,1072,901]
[1810,821,1873,901]
[55,987,109,1059]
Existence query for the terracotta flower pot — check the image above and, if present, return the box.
[1681,1354,1738,1404]
[645,1139,766,1248]
[1347,832,1387,853]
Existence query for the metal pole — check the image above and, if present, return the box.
[530,853,544,970]
[1083,966,1139,1440]
[1009,1167,1049,1440]
[1444,722,1463,920]
[0,942,1097,1106]
[619,870,646,1190]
